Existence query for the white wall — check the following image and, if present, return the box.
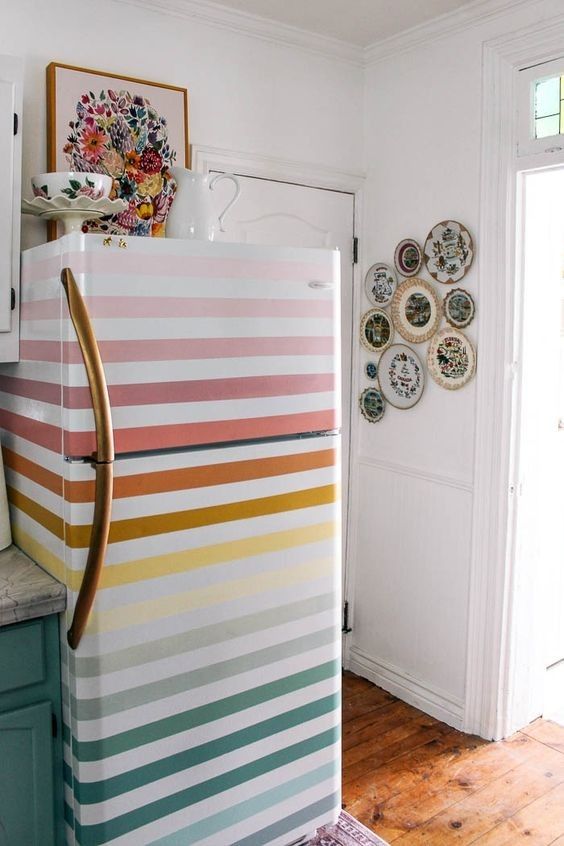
[0,0,363,249]
[348,0,564,730]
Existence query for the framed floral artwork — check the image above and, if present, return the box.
[46,63,189,238]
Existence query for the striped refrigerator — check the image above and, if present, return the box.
[0,233,342,846]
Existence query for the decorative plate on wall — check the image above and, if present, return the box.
[443,287,475,329]
[394,238,423,277]
[364,361,378,381]
[364,263,397,307]
[378,344,425,409]
[391,277,441,344]
[424,220,474,284]
[359,387,385,422]
[360,308,394,353]
[427,327,476,390]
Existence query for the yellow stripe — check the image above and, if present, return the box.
[12,525,66,584]
[88,556,333,633]
[66,484,337,548]
[68,520,336,591]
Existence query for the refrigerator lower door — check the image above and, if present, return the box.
[60,434,341,845]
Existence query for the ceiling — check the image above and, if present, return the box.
[202,0,482,47]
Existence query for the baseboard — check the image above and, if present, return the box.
[347,646,464,730]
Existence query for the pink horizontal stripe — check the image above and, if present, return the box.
[65,374,335,409]
[24,252,333,286]
[0,375,60,406]
[64,410,338,456]
[0,409,62,453]
[22,296,333,321]
[21,337,335,364]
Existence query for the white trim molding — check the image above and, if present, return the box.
[464,13,564,741]
[349,647,465,730]
[357,455,474,494]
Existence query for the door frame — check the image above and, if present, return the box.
[464,15,564,740]
[191,144,365,663]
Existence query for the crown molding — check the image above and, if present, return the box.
[364,0,534,66]
[110,0,363,66]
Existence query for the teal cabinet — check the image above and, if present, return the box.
[0,614,63,845]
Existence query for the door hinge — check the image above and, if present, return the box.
[10,288,15,310]
[13,113,18,135]
[352,237,359,264]
[342,600,352,634]
[51,712,58,738]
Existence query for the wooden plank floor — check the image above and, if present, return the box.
[342,671,564,845]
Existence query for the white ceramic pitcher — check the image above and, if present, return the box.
[166,168,241,240]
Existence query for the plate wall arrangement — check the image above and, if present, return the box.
[394,238,423,277]
[360,308,394,353]
[443,287,475,328]
[427,327,476,389]
[424,220,473,284]
[391,277,441,343]
[364,263,397,307]
[378,343,425,409]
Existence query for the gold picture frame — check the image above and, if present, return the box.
[46,62,190,238]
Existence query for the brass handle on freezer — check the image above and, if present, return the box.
[61,268,114,650]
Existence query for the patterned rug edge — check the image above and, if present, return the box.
[306,810,389,845]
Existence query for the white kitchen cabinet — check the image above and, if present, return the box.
[0,55,22,362]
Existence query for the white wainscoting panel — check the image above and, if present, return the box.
[348,459,473,728]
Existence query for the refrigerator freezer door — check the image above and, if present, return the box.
[50,434,339,845]
[10,235,340,458]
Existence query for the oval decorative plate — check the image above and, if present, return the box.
[364,263,397,307]
[378,344,425,409]
[427,327,476,390]
[391,277,441,344]
[360,308,394,353]
[364,360,378,381]
[394,238,422,277]
[424,220,474,284]
[359,387,385,422]
[443,287,475,329]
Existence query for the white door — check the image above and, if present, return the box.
[210,173,356,599]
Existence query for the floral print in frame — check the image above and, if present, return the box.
[47,63,189,238]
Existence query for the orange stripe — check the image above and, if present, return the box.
[7,486,65,539]
[3,446,336,504]
[66,484,337,548]
[3,447,63,496]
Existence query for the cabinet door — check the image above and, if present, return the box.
[0,701,55,846]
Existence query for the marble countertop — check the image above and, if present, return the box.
[0,545,66,627]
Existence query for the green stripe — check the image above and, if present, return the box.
[75,727,339,845]
[76,693,339,803]
[74,594,335,677]
[153,762,338,845]
[234,793,339,846]
[72,659,339,762]
[63,801,74,828]
[72,626,337,720]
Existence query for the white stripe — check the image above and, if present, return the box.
[78,714,339,827]
[70,642,339,740]
[75,674,339,783]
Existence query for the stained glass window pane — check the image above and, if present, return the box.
[535,114,560,138]
[535,76,560,117]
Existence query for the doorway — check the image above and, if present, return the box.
[509,165,564,729]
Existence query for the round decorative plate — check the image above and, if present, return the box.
[394,238,422,277]
[364,361,378,381]
[360,308,394,353]
[390,277,441,344]
[443,287,475,329]
[427,327,476,390]
[359,387,385,422]
[378,344,425,409]
[424,220,474,284]
[364,263,397,307]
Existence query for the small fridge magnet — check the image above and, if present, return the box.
[443,287,475,329]
[394,238,422,277]
[391,277,441,344]
[364,263,397,307]
[360,308,394,353]
[424,220,474,284]
[364,361,378,380]
[378,344,425,409]
[427,327,476,390]
[359,387,385,422]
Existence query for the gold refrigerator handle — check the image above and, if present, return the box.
[61,268,114,650]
